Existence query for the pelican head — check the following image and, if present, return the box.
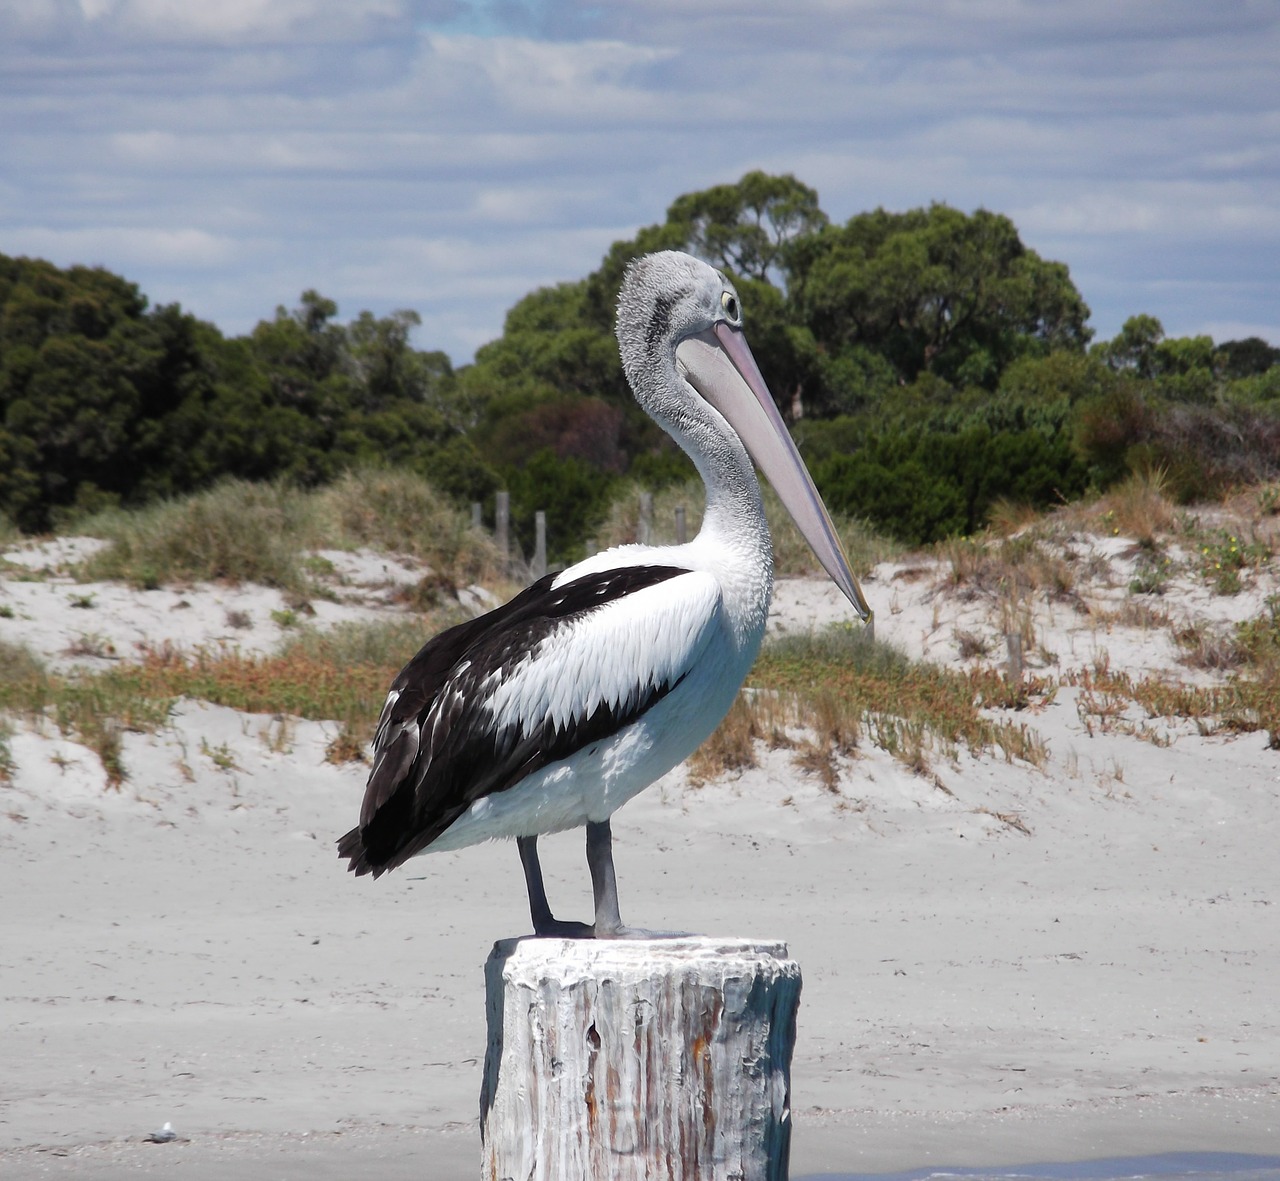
[617,250,872,622]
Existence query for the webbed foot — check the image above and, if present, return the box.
[530,917,596,939]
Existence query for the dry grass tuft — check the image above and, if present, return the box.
[0,718,14,783]
[1092,599,1172,631]
[976,806,1033,835]
[0,512,21,551]
[1068,660,1278,747]
[687,624,1052,788]
[986,499,1044,537]
[1173,621,1245,672]
[1098,468,1176,543]
[954,629,993,659]
[939,533,1076,603]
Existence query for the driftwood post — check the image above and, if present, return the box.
[481,937,800,1180]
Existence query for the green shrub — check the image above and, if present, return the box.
[814,427,1087,545]
[78,479,311,589]
[313,468,502,586]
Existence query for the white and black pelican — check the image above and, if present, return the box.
[338,251,871,936]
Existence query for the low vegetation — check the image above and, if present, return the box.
[0,613,455,783]
[0,639,172,787]
[74,469,504,594]
[2,434,1277,790]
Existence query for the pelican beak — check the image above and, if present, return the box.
[675,323,872,622]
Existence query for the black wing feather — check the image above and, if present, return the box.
[338,565,690,876]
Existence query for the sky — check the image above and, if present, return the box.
[2,0,1277,365]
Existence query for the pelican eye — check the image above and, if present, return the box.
[720,291,741,322]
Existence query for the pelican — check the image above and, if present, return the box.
[338,250,871,936]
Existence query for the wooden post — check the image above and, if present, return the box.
[675,504,687,546]
[481,937,800,1181]
[533,511,547,579]
[472,501,483,530]
[1006,630,1024,685]
[638,491,653,546]
[495,491,510,573]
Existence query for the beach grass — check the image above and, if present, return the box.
[689,625,1053,786]
[73,469,502,594]
[6,475,1280,782]
[0,639,173,787]
[77,479,314,591]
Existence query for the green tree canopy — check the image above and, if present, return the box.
[6,172,1276,549]
[788,204,1093,389]
[665,171,828,286]
[0,255,469,530]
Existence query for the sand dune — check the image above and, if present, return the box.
[1,527,1277,1177]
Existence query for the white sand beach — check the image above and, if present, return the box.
[1,529,1277,1178]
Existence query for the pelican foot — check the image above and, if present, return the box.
[592,923,645,940]
[531,917,596,939]
[529,920,651,939]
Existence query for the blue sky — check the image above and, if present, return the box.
[2,0,1277,364]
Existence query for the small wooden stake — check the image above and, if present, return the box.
[481,937,800,1181]
[638,491,654,545]
[532,510,547,579]
[1006,630,1024,685]
[494,491,510,573]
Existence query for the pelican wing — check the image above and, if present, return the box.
[338,564,722,875]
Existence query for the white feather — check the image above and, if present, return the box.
[485,571,720,737]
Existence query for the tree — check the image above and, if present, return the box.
[347,308,439,409]
[789,204,1092,389]
[1217,336,1280,379]
[575,174,835,418]
[0,254,217,528]
[1092,314,1164,378]
[665,171,827,286]
[0,257,466,530]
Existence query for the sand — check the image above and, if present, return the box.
[1,531,1277,1177]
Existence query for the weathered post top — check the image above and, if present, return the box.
[481,936,801,1181]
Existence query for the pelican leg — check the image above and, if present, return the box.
[586,819,630,938]
[517,835,593,938]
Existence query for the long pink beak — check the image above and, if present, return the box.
[675,323,872,622]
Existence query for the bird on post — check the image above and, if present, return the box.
[337,250,872,937]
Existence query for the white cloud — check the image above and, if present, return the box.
[423,33,676,121]
[7,226,238,268]
[0,1,1277,360]
[1016,187,1280,240]
[0,0,428,44]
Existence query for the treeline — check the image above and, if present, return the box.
[2,172,1278,552]
[0,258,495,533]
